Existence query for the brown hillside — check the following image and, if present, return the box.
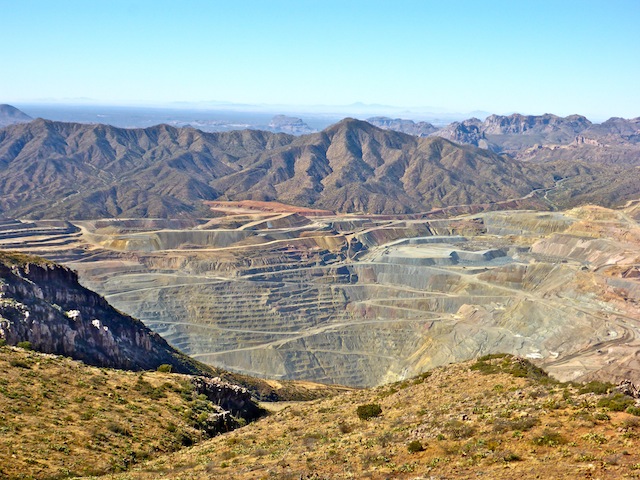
[93,354,640,480]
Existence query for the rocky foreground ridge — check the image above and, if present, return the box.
[0,251,210,374]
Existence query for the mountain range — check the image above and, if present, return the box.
[0,104,32,128]
[0,113,639,219]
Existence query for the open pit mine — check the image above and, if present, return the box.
[1,200,639,387]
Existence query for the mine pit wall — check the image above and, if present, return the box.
[103,255,605,387]
[30,209,637,388]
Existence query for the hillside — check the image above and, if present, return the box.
[0,119,293,219]
[0,104,32,128]
[0,346,264,479]
[210,118,558,214]
[3,117,634,219]
[91,354,640,480]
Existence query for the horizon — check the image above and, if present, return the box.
[2,0,639,120]
[4,100,632,127]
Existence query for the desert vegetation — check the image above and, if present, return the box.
[88,354,640,479]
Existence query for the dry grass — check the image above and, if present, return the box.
[92,355,640,480]
[0,346,239,479]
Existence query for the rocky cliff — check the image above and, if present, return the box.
[0,251,209,374]
[366,116,438,136]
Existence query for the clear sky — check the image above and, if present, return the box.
[2,0,639,119]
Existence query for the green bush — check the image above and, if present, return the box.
[407,440,425,453]
[16,341,32,350]
[532,429,567,447]
[156,364,173,373]
[597,393,635,412]
[0,338,6,347]
[579,381,615,395]
[503,452,521,462]
[626,406,640,416]
[9,359,31,369]
[356,403,382,420]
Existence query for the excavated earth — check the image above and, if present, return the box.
[1,203,639,387]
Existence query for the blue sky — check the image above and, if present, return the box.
[2,0,639,119]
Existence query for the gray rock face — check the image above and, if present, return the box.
[0,255,207,374]
[366,116,438,137]
[481,113,591,135]
[191,376,265,421]
[268,115,315,135]
[432,118,486,147]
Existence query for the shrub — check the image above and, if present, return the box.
[338,421,353,434]
[407,440,425,453]
[357,403,382,420]
[156,364,172,373]
[503,452,521,462]
[443,419,475,439]
[532,429,567,447]
[0,338,6,347]
[626,406,640,417]
[579,381,615,395]
[597,393,635,412]
[492,416,538,433]
[9,359,31,369]
[16,341,32,350]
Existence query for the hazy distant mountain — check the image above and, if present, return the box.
[432,117,487,147]
[366,116,438,136]
[0,117,638,219]
[513,117,640,165]
[367,112,639,165]
[430,114,592,154]
[268,115,315,135]
[0,104,32,128]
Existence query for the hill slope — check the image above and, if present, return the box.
[0,117,638,219]
[0,104,32,128]
[0,119,293,218]
[0,346,264,479]
[93,355,640,480]
[211,118,554,214]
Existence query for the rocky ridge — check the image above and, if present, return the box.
[366,116,438,136]
[0,104,32,128]
[0,251,210,374]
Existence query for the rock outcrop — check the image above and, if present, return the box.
[0,251,210,374]
[366,116,438,136]
[268,115,315,135]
